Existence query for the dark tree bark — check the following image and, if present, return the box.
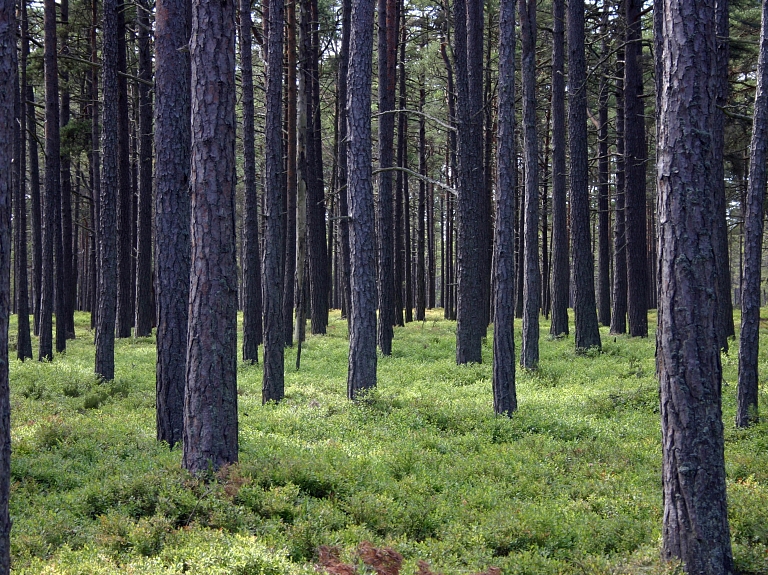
[392,0,404,327]
[455,0,485,364]
[262,0,286,402]
[493,0,517,415]
[346,0,377,398]
[59,0,74,342]
[541,103,551,318]
[96,0,119,380]
[154,0,190,445]
[28,84,41,336]
[89,0,99,331]
[283,0,298,346]
[440,39,457,321]
[427,182,435,308]
[40,0,61,362]
[294,0,309,361]
[400,18,413,324]
[549,0,568,337]
[656,0,734,569]
[610,45,627,335]
[376,0,396,354]
[183,0,239,472]
[736,0,768,428]
[568,0,601,350]
[596,17,611,328]
[519,0,539,369]
[416,82,426,322]
[0,3,15,568]
[241,0,262,363]
[134,0,154,337]
[16,0,32,361]
[116,1,133,339]
[624,0,648,337]
[714,0,735,348]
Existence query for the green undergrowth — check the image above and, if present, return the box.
[7,310,768,574]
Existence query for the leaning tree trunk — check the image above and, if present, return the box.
[568,0,601,350]
[656,0,734,570]
[183,0,239,473]
[549,0,568,337]
[0,3,16,569]
[737,0,768,428]
[493,0,517,416]
[519,0,539,370]
[154,0,190,445]
[346,0,378,398]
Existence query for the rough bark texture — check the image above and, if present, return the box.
[597,23,611,328]
[656,0,734,569]
[610,46,627,335]
[241,0,262,363]
[294,0,309,358]
[183,0,239,473]
[624,0,648,337]
[29,84,41,335]
[154,0,189,445]
[454,0,485,364]
[376,0,396,354]
[567,0,601,351]
[737,0,768,428]
[519,0,539,369]
[0,3,15,569]
[549,0,568,337]
[262,0,285,403]
[493,0,517,416]
[401,21,413,324]
[96,0,119,380]
[59,0,74,343]
[346,0,377,398]
[283,0,298,346]
[416,84,426,322]
[135,0,154,337]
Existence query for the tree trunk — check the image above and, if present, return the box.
[89,0,99,331]
[428,183,435,308]
[134,0,154,337]
[736,0,768,428]
[400,17,413,324]
[493,0,517,415]
[656,0,734,569]
[519,0,539,369]
[392,0,404,327]
[154,0,190,445]
[610,44,628,335]
[17,0,32,361]
[568,0,601,350]
[377,0,396,353]
[549,0,568,337]
[597,16,611,328]
[347,0,378,398]
[59,0,74,342]
[262,0,286,402]
[96,0,119,380]
[416,82,426,322]
[283,0,298,346]
[241,0,262,363]
[28,84,42,336]
[183,0,239,472]
[440,39,457,321]
[624,0,648,338]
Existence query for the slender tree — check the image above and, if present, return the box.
[493,0,516,415]
[549,0,568,337]
[182,0,239,472]
[283,0,298,346]
[656,0,734,569]
[346,0,377,398]
[610,43,627,335]
[0,2,15,569]
[736,0,768,428]
[568,0,601,350]
[596,14,611,328]
[59,0,74,342]
[29,83,41,335]
[519,0,539,369]
[154,0,190,444]
[416,82,426,322]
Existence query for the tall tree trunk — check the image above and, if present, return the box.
[736,0,768,428]
[262,0,286,402]
[416,82,426,322]
[597,16,611,327]
[624,0,648,338]
[154,0,190,445]
[283,0,298,346]
[241,0,262,363]
[0,3,15,569]
[17,0,32,361]
[183,0,239,473]
[493,0,517,415]
[28,84,41,336]
[401,16,413,324]
[392,0,404,327]
[134,0,154,337]
[59,0,74,341]
[40,0,61,361]
[440,39,457,321]
[96,0,120,380]
[377,0,396,353]
[656,0,734,569]
[519,0,539,369]
[568,0,601,350]
[428,182,435,308]
[610,44,628,335]
[347,0,378,398]
[549,0,568,337]
[89,0,99,331]
[541,101,551,318]
[455,0,485,364]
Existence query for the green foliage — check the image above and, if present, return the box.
[6,310,768,574]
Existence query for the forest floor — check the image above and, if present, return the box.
[6,310,768,574]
